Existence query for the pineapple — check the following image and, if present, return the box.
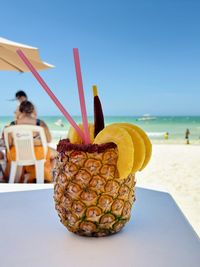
[68,123,95,144]
[93,125,134,178]
[54,123,151,237]
[54,140,136,237]
[117,123,152,170]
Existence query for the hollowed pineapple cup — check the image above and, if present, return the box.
[54,140,136,237]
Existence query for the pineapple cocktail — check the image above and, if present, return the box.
[54,123,151,237]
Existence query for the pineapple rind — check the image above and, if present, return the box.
[54,147,136,237]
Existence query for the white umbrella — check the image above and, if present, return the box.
[0,37,54,72]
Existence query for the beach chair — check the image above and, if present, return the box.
[0,144,6,180]
[4,125,48,183]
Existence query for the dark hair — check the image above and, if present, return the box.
[19,101,34,114]
[15,90,27,99]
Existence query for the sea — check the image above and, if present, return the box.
[1,116,200,145]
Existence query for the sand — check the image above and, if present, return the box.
[137,144,200,237]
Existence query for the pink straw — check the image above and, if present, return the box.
[16,48,85,142]
[73,48,90,144]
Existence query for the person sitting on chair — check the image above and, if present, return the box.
[5,101,53,183]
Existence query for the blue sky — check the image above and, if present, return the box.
[0,0,200,116]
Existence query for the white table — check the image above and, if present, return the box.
[0,187,199,267]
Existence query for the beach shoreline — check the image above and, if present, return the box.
[1,115,200,145]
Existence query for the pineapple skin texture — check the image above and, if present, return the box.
[54,148,136,237]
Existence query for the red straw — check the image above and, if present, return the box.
[16,48,85,142]
[73,48,90,144]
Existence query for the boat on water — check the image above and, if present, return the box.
[136,114,157,121]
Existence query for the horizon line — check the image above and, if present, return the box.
[1,114,200,117]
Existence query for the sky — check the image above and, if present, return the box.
[0,0,200,116]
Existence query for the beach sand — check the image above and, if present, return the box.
[137,144,200,237]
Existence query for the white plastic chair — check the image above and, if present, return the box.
[0,159,6,180]
[4,125,48,183]
[0,141,6,180]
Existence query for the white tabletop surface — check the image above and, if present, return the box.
[0,187,199,267]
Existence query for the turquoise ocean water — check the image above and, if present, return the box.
[1,116,200,144]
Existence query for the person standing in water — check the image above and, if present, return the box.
[185,128,190,144]
[164,132,169,140]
